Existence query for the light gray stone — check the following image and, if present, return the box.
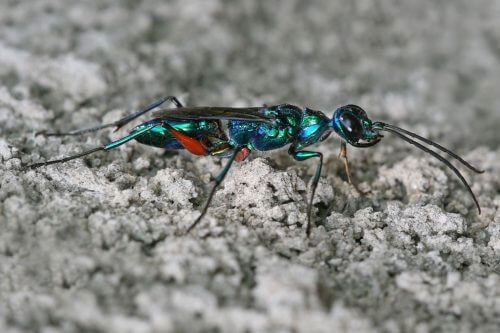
[1,1,499,332]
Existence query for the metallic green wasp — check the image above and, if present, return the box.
[28,97,484,236]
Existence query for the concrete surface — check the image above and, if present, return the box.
[1,1,500,332]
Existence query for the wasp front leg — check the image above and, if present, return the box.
[339,141,353,185]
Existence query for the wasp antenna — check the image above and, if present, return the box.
[381,127,481,215]
[382,124,484,173]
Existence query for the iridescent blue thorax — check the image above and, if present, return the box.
[227,104,331,151]
[293,108,331,150]
[228,104,302,151]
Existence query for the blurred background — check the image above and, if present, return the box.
[1,0,499,148]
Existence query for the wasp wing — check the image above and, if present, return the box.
[152,107,275,123]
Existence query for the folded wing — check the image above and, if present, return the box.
[153,106,275,123]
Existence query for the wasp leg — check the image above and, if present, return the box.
[26,123,158,169]
[163,123,208,156]
[234,147,250,162]
[288,146,323,237]
[339,141,353,185]
[187,146,243,233]
[37,96,183,137]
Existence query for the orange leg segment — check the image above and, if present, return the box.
[339,141,353,184]
[164,123,208,156]
[235,147,250,162]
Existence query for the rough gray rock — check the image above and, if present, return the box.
[1,1,500,332]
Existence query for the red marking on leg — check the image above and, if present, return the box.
[166,126,207,156]
[235,147,250,162]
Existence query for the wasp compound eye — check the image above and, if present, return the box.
[339,112,363,142]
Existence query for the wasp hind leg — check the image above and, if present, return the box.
[187,146,244,233]
[26,123,158,169]
[158,125,245,233]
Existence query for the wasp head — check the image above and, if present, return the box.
[329,104,383,147]
[327,104,483,215]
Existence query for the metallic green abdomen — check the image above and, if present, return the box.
[132,119,224,150]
